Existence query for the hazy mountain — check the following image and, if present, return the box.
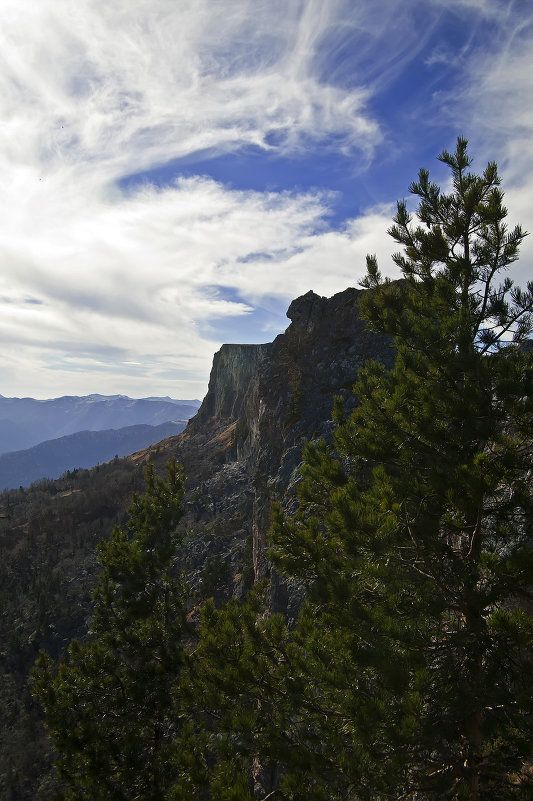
[0,420,188,491]
[0,394,200,456]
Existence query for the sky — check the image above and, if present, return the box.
[0,0,532,400]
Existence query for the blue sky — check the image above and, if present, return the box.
[0,0,532,399]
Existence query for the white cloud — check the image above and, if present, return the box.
[0,0,383,180]
[0,158,396,397]
[215,204,399,303]
[430,4,533,285]
[0,0,390,398]
[0,0,531,399]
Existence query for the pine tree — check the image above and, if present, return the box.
[270,138,533,800]
[171,583,293,801]
[32,460,188,801]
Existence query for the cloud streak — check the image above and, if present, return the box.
[0,0,382,180]
[0,0,531,398]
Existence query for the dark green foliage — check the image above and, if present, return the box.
[32,460,188,801]
[270,138,533,800]
[27,140,533,801]
[285,371,303,426]
[0,459,147,800]
[174,583,293,801]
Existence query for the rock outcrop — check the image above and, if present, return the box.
[150,286,395,612]
[191,343,272,428]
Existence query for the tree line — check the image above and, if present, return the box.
[33,139,533,801]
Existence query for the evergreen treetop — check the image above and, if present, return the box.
[32,460,188,801]
[32,139,533,801]
[271,137,533,800]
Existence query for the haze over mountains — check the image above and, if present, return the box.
[0,421,191,491]
[0,394,200,456]
[0,394,201,490]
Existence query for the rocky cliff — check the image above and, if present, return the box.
[0,285,395,799]
[0,284,395,660]
[151,286,395,613]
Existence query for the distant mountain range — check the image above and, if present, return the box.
[0,394,200,456]
[0,421,189,491]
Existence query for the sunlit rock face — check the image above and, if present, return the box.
[190,343,273,428]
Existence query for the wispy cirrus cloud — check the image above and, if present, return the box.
[0,0,531,399]
[0,0,393,398]
[0,0,381,179]
[426,4,533,283]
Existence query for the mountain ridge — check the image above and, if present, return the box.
[0,420,189,491]
[0,285,395,799]
[0,394,200,456]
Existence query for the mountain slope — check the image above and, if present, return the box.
[0,421,188,491]
[0,394,200,456]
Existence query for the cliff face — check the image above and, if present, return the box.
[0,284,396,638]
[249,287,394,595]
[190,343,273,429]
[155,286,395,612]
